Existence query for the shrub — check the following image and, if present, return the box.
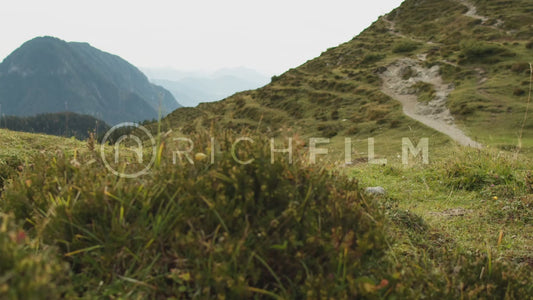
[366,106,389,121]
[514,87,526,96]
[459,40,514,64]
[362,53,385,64]
[0,213,72,299]
[317,124,340,138]
[440,149,526,196]
[1,136,388,298]
[511,62,530,74]
[347,125,360,135]
[330,110,340,120]
[0,156,22,190]
[389,119,402,128]
[393,41,420,53]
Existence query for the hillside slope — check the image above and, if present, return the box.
[0,36,181,125]
[160,0,533,154]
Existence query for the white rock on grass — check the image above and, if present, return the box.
[364,186,386,196]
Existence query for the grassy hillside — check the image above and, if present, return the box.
[158,0,533,155]
[0,112,109,140]
[0,130,531,298]
[0,0,532,298]
[0,128,86,192]
[0,128,85,159]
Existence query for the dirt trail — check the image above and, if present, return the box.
[381,18,437,45]
[458,0,489,22]
[457,0,506,30]
[379,59,483,148]
[377,2,488,148]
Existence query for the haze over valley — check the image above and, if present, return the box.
[142,67,270,107]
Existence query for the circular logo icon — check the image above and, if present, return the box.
[100,122,157,178]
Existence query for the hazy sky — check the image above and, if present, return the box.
[1,0,404,75]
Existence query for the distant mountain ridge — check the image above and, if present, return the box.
[142,67,270,107]
[0,36,181,125]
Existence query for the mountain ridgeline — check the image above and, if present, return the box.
[0,36,181,125]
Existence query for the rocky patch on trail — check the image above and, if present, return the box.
[379,58,483,148]
[382,59,456,125]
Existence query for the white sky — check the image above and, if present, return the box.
[0,0,404,76]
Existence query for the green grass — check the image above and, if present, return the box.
[412,82,436,103]
[1,0,533,298]
[0,129,531,298]
[0,128,85,158]
[351,146,533,265]
[445,61,533,155]
[0,129,86,189]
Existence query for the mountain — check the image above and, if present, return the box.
[0,36,181,125]
[159,0,533,154]
[143,67,270,107]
